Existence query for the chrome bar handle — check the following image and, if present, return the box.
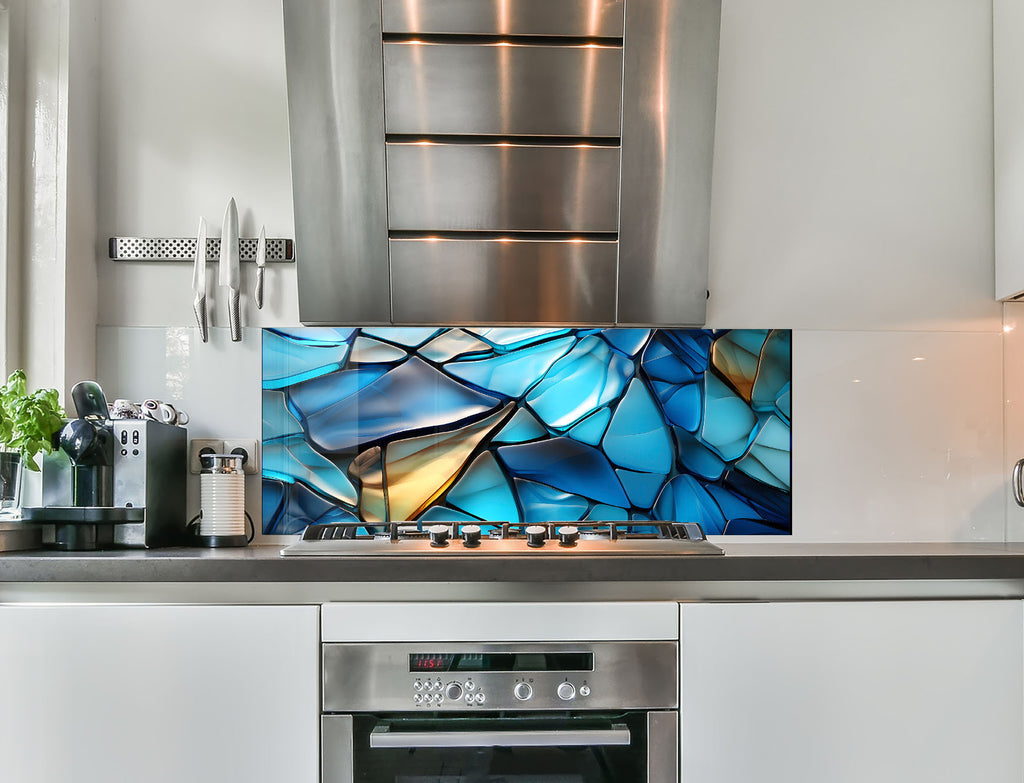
[369,724,631,749]
[1013,459,1024,507]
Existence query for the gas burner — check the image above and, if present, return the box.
[281,519,723,557]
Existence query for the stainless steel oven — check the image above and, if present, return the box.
[321,641,678,783]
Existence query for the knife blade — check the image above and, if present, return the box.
[219,197,241,342]
[254,224,266,310]
[191,216,209,342]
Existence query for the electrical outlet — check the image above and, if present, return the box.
[189,439,224,474]
[223,438,260,475]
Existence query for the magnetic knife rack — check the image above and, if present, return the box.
[108,237,295,263]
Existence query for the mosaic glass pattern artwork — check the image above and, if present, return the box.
[262,328,792,535]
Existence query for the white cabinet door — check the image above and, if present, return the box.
[680,601,1023,783]
[0,604,319,783]
[996,0,1024,299]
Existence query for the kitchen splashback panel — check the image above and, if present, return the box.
[261,328,791,535]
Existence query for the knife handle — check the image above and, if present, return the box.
[229,289,241,342]
[193,295,209,343]
[255,267,265,310]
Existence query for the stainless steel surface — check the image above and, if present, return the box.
[283,0,391,325]
[109,236,293,262]
[199,453,244,475]
[254,225,266,310]
[383,42,623,137]
[647,712,678,783]
[381,0,625,37]
[322,715,354,783]
[617,0,720,326]
[386,142,620,232]
[192,217,208,342]
[1014,458,1024,507]
[390,238,617,323]
[219,198,241,342]
[0,522,42,553]
[283,536,722,557]
[322,641,678,712]
[368,724,631,748]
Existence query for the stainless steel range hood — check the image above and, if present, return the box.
[283,0,721,326]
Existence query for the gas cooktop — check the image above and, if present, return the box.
[279,521,723,557]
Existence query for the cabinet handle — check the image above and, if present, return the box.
[369,723,630,748]
[1013,459,1024,507]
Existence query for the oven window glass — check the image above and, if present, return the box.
[348,713,649,783]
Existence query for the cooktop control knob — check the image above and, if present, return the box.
[557,682,576,701]
[514,682,533,701]
[462,524,482,548]
[525,525,547,548]
[445,682,463,701]
[557,526,579,547]
[428,524,450,548]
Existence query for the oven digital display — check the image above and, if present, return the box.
[409,652,594,673]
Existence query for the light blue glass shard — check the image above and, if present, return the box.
[525,335,633,431]
[305,357,502,453]
[446,452,522,525]
[567,408,611,446]
[269,327,356,345]
[585,504,629,521]
[419,329,494,363]
[602,378,673,473]
[601,329,652,357]
[640,338,700,384]
[662,331,714,373]
[265,480,360,535]
[751,330,792,413]
[263,389,304,441]
[417,506,481,523]
[361,327,443,347]
[651,380,702,432]
[653,474,727,534]
[705,484,760,521]
[446,336,575,398]
[350,337,409,364]
[700,373,757,461]
[263,329,351,389]
[777,389,791,421]
[630,511,652,522]
[497,437,629,507]
[514,479,589,524]
[466,327,572,350]
[615,468,665,508]
[493,407,548,444]
[736,414,791,490]
[288,366,388,424]
[263,434,359,506]
[672,427,726,481]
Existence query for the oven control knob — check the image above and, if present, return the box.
[557,526,579,547]
[579,685,591,697]
[428,524,450,547]
[462,524,482,548]
[445,682,463,701]
[525,525,547,548]
[557,682,576,701]
[514,682,533,701]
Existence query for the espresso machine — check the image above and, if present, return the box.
[22,381,187,550]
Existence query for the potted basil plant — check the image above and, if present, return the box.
[0,370,65,515]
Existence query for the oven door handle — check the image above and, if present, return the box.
[369,723,632,749]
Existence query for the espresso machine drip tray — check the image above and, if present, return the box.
[20,506,146,551]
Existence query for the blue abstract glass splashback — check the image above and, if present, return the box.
[262,328,792,535]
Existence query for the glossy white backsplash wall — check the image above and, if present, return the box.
[92,0,1005,542]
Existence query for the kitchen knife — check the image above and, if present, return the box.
[219,197,241,342]
[192,216,209,342]
[254,224,266,310]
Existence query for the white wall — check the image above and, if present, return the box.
[92,0,1005,542]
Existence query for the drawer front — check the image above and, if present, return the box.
[390,239,617,323]
[384,42,623,137]
[386,143,621,232]
[381,0,625,37]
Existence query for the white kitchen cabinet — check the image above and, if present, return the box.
[996,0,1024,299]
[679,600,1023,783]
[0,604,319,783]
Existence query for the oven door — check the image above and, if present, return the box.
[323,711,677,783]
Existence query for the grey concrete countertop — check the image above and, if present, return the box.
[1,542,1024,603]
